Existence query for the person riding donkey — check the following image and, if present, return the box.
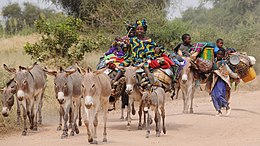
[112,19,157,84]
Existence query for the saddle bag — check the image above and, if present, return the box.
[195,57,213,73]
[153,69,172,85]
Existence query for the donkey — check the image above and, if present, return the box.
[3,63,47,135]
[79,67,111,144]
[141,86,166,138]
[45,66,82,138]
[178,57,196,114]
[1,79,21,125]
[1,78,45,126]
[122,66,144,130]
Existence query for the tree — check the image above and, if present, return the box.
[24,16,106,67]
[2,3,23,33]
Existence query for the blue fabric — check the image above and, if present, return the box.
[211,78,228,111]
[214,46,219,55]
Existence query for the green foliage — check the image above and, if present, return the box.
[24,17,105,67]
[178,0,260,73]
[152,19,190,49]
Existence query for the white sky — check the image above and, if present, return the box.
[0,0,57,10]
[167,0,200,20]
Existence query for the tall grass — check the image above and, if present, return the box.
[0,34,106,135]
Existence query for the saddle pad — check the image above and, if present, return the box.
[153,69,172,85]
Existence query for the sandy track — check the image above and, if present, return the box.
[1,90,260,146]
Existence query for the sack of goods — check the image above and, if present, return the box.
[227,53,256,82]
[195,57,213,73]
[153,69,172,85]
[190,42,215,73]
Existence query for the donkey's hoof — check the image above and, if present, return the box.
[132,109,136,115]
[88,138,93,143]
[75,127,80,134]
[29,125,33,130]
[103,138,107,142]
[146,134,149,138]
[68,123,72,129]
[190,110,194,114]
[61,133,68,139]
[32,127,37,131]
[78,120,82,126]
[22,131,27,136]
[156,133,160,137]
[163,128,166,134]
[90,140,98,144]
[183,110,189,114]
[70,131,75,136]
[120,116,124,121]
[57,126,62,131]
[138,125,142,130]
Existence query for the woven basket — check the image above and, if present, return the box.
[227,54,251,78]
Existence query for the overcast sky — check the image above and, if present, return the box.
[0,0,57,10]
[167,0,200,20]
[0,0,203,20]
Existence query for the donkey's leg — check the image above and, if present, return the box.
[161,105,166,134]
[38,90,44,126]
[145,112,150,138]
[90,113,98,144]
[102,102,108,142]
[68,108,73,129]
[126,98,132,130]
[21,101,27,136]
[190,86,196,114]
[78,101,82,126]
[61,107,69,139]
[70,106,76,136]
[182,91,189,114]
[16,97,21,126]
[154,109,160,137]
[84,108,94,143]
[32,95,41,131]
[57,106,63,131]
[138,101,143,130]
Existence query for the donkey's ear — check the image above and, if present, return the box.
[0,88,4,93]
[27,62,37,70]
[19,66,27,71]
[59,67,64,73]
[3,64,16,74]
[86,67,92,73]
[93,67,107,75]
[74,63,85,75]
[43,67,57,77]
[65,69,76,77]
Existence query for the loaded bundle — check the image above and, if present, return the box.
[190,42,215,73]
[226,51,256,82]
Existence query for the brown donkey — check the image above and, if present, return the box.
[3,63,47,135]
[79,67,111,144]
[44,66,82,138]
[179,57,196,113]
[141,85,166,138]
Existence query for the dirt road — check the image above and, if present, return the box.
[1,90,260,146]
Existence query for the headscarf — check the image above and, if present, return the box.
[134,19,147,31]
